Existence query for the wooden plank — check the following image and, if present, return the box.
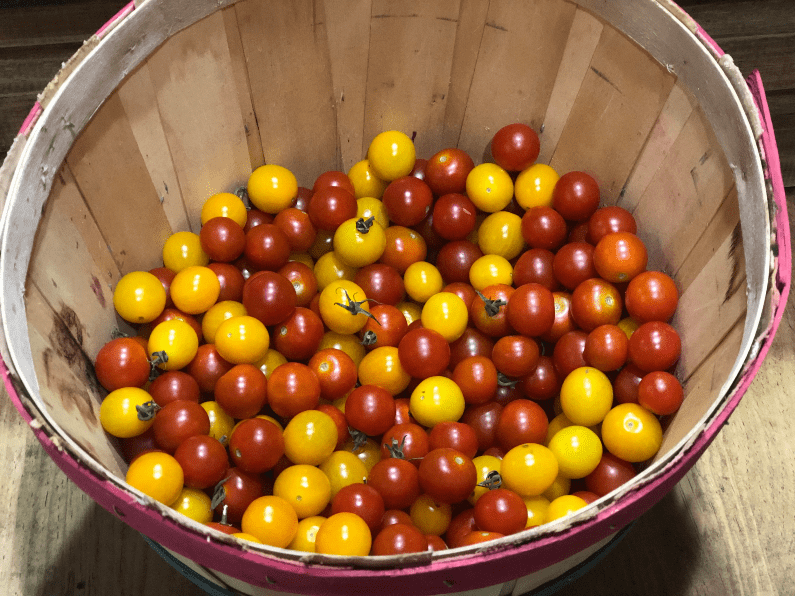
[679,0,795,40]
[549,25,676,199]
[0,94,36,157]
[65,92,173,273]
[0,44,80,97]
[0,2,121,48]
[145,10,252,231]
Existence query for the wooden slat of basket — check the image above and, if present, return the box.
[549,25,676,199]
[457,0,577,163]
[234,0,338,187]
[144,10,252,231]
[65,93,173,274]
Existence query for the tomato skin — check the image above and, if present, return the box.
[382,176,434,227]
[570,278,623,331]
[624,271,679,323]
[432,193,478,241]
[445,508,478,548]
[200,217,246,263]
[242,495,299,549]
[461,401,503,453]
[474,488,527,535]
[381,422,429,465]
[244,223,291,272]
[466,163,514,213]
[469,284,514,338]
[208,262,245,303]
[360,304,409,350]
[418,448,477,505]
[584,452,637,496]
[436,240,483,285]
[242,270,297,327]
[521,206,567,251]
[449,327,495,370]
[174,435,229,489]
[126,451,184,506]
[214,364,268,420]
[272,307,324,362]
[491,335,540,379]
[613,362,644,405]
[100,387,156,439]
[584,324,629,372]
[637,370,684,415]
[345,384,396,437]
[513,248,559,291]
[409,376,466,428]
[213,467,266,524]
[552,330,588,379]
[501,443,559,497]
[601,403,663,463]
[520,356,560,401]
[313,170,356,196]
[331,484,385,533]
[278,261,318,308]
[627,321,681,372]
[373,524,429,555]
[491,123,540,172]
[152,400,211,453]
[593,232,648,283]
[427,422,479,460]
[368,458,421,510]
[553,242,597,290]
[267,362,321,418]
[398,328,451,379]
[380,226,427,275]
[307,186,358,231]
[495,399,549,451]
[95,337,150,391]
[506,283,555,338]
[308,348,358,401]
[186,344,234,394]
[353,264,405,306]
[316,404,351,449]
[588,206,637,244]
[453,355,498,406]
[552,172,600,222]
[425,148,475,196]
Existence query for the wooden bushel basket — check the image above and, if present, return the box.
[0,0,790,595]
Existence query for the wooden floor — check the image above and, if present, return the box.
[1,1,794,595]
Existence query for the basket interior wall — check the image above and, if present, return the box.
[22,0,747,478]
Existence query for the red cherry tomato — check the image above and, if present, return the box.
[436,239,483,284]
[398,328,451,379]
[307,186,358,231]
[418,448,477,505]
[491,335,540,378]
[368,458,421,510]
[470,284,514,338]
[513,248,559,291]
[200,217,246,262]
[431,193,477,241]
[540,291,577,343]
[452,356,498,406]
[277,261,318,308]
[495,399,548,451]
[442,282,478,312]
[425,149,475,196]
[345,385,397,437]
[174,435,229,489]
[273,208,317,253]
[449,327,495,370]
[228,418,284,474]
[152,400,211,453]
[242,270,297,327]
[570,278,623,331]
[354,264,405,306]
[491,123,540,172]
[244,223,291,272]
[627,321,681,372]
[313,170,356,197]
[308,348,358,401]
[214,467,267,524]
[624,271,679,323]
[382,177,434,227]
[381,422,430,465]
[593,232,648,283]
[552,330,588,379]
[552,171,600,222]
[95,337,150,391]
[520,355,560,401]
[360,304,409,350]
[588,206,637,244]
[208,262,245,302]
[214,364,268,420]
[331,483,385,533]
[474,488,526,535]
[427,422,479,459]
[584,325,629,372]
[272,307,324,362]
[444,508,478,548]
[244,208,274,232]
[267,363,321,418]
[149,267,176,309]
[186,344,234,394]
[461,402,503,453]
[613,363,645,405]
[553,242,597,290]
[521,206,567,251]
[638,370,684,415]
[373,524,428,555]
[506,283,555,338]
[584,452,637,497]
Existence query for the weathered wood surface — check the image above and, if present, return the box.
[0,1,794,595]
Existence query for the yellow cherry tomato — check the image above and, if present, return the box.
[545,413,574,446]
[601,403,663,463]
[560,367,613,427]
[466,163,514,212]
[283,410,338,466]
[126,451,184,506]
[478,211,525,260]
[169,265,220,315]
[617,316,640,340]
[515,164,559,209]
[358,346,411,395]
[545,494,588,523]
[349,159,388,199]
[319,280,371,335]
[501,443,559,497]
[410,494,452,536]
[469,254,513,290]
[341,437,382,473]
[241,495,299,548]
[319,331,366,368]
[214,315,270,364]
[410,376,465,427]
[201,401,234,446]
[253,348,288,378]
[314,251,359,291]
[403,261,443,303]
[548,425,603,479]
[201,192,248,227]
[273,464,332,519]
[421,291,468,342]
[319,451,368,498]
[247,164,298,214]
[333,218,387,268]
[524,495,551,528]
[100,387,155,438]
[171,487,213,523]
[232,532,263,544]
[113,271,167,324]
[162,231,209,273]
[148,319,199,371]
[201,300,247,343]
[542,474,571,501]
[356,196,390,229]
[367,131,416,181]
[469,455,502,505]
[288,516,326,552]
[315,512,372,556]
[396,301,422,326]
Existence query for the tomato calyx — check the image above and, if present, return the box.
[382,435,409,459]
[497,372,519,388]
[360,330,378,346]
[148,350,169,380]
[355,216,376,234]
[334,289,379,324]
[477,470,502,490]
[476,290,507,318]
[349,427,369,451]
[210,476,232,510]
[135,400,160,421]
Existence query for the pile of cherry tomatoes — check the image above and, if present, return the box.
[97,123,684,557]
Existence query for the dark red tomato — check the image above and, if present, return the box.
[382,176,434,227]
[242,270,296,326]
[306,186,358,231]
[491,335,540,378]
[174,435,229,489]
[214,364,268,420]
[291,187,313,212]
[200,217,246,263]
[444,508,478,548]
[571,490,600,504]
[149,267,176,308]
[360,304,409,350]
[474,488,526,535]
[553,242,597,290]
[552,330,588,379]
[120,427,160,463]
[381,422,430,465]
[409,158,428,181]
[186,344,234,394]
[428,422,478,459]
[628,321,681,372]
[613,363,644,405]
[449,327,495,370]
[412,211,447,252]
[95,337,150,391]
[453,356,498,405]
[331,483,385,533]
[308,349,358,401]
[152,400,211,453]
[228,418,284,474]
[494,383,523,407]
[425,149,475,196]
[373,524,428,555]
[272,307,324,362]
[593,232,648,283]
[520,355,560,401]
[214,467,266,524]
[354,263,405,306]
[277,261,317,308]
[368,458,421,510]
[418,448,477,505]
[521,206,567,251]
[244,209,274,233]
[540,291,576,343]
[461,402,502,453]
[570,278,623,331]
[469,284,514,338]
[431,193,477,241]
[552,171,600,222]
[491,123,540,172]
[584,325,628,372]
[588,206,637,244]
[638,371,684,415]
[394,397,414,425]
[312,170,356,197]
[506,283,555,338]
[495,399,548,451]
[381,509,415,530]
[625,271,679,323]
[398,328,451,379]
[244,223,291,271]
[207,263,245,302]
[436,240,483,284]
[273,207,317,253]
[585,452,637,497]
[513,248,559,291]
[426,535,448,551]
[267,362,321,418]
[345,385,396,437]
[316,404,350,448]
[442,282,478,312]
[567,221,591,244]
[148,308,202,344]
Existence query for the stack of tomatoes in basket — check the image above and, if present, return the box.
[96,123,683,556]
